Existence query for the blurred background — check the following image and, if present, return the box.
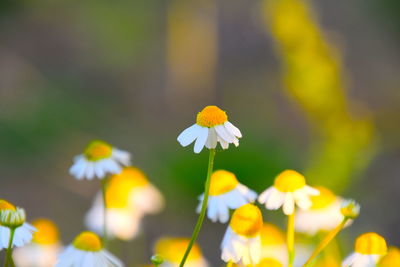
[0,0,399,265]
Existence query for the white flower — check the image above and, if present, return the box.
[260,224,287,265]
[295,187,352,235]
[258,170,319,215]
[177,105,242,153]
[196,170,257,223]
[69,140,131,180]
[56,231,123,267]
[221,204,263,265]
[0,208,26,228]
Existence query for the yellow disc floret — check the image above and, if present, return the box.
[196,106,228,127]
[379,247,400,267]
[355,232,387,255]
[106,167,149,209]
[274,170,306,192]
[260,223,285,245]
[230,204,263,237]
[310,186,336,210]
[84,140,113,161]
[155,237,202,263]
[256,258,283,267]
[73,231,102,252]
[209,170,239,196]
[32,219,59,245]
[0,200,16,211]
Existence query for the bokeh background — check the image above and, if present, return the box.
[0,0,399,265]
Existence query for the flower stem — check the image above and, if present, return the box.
[179,149,216,267]
[101,177,109,249]
[302,218,349,267]
[4,227,16,267]
[287,212,295,267]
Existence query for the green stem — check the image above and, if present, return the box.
[303,218,349,267]
[287,212,295,267]
[4,228,16,267]
[101,177,109,249]
[179,149,216,267]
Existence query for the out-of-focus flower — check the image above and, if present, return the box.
[221,204,263,265]
[256,258,283,267]
[260,223,287,265]
[343,232,387,267]
[154,237,209,267]
[0,199,36,250]
[197,170,257,223]
[177,105,242,153]
[341,199,360,220]
[295,186,352,235]
[378,247,400,267]
[14,218,62,267]
[258,170,319,215]
[85,167,164,240]
[56,231,123,267]
[69,140,131,180]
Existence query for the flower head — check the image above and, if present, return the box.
[258,170,319,215]
[221,204,263,265]
[177,105,242,153]
[341,199,360,220]
[56,231,123,267]
[69,140,131,180]
[378,247,400,267]
[197,170,257,223]
[256,258,283,267]
[31,219,59,245]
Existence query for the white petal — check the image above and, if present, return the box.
[205,127,218,149]
[215,125,235,143]
[194,127,209,153]
[224,121,242,138]
[283,193,295,215]
[177,124,202,147]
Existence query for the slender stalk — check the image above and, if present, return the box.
[303,218,349,267]
[287,212,295,267]
[179,149,216,267]
[4,227,16,267]
[101,177,109,249]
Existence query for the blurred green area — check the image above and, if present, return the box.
[0,0,400,265]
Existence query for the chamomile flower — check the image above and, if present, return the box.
[378,247,400,267]
[0,199,36,250]
[154,237,209,267]
[85,167,164,240]
[221,204,263,265]
[343,232,387,267]
[258,170,319,215]
[14,218,62,267]
[196,170,257,223]
[260,224,287,265]
[56,231,123,267]
[69,140,131,180]
[295,186,351,235]
[177,105,242,153]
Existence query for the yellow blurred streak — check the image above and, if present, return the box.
[262,0,376,191]
[166,0,218,107]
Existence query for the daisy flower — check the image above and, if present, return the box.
[196,170,257,223]
[260,223,287,265]
[85,167,164,240]
[0,199,36,250]
[221,203,263,265]
[13,218,62,267]
[342,232,387,267]
[258,170,319,215]
[177,105,242,153]
[378,246,400,266]
[295,186,352,235]
[56,231,123,267]
[69,140,131,180]
[154,237,209,267]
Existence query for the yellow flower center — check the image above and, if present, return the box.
[310,186,336,210]
[73,231,102,252]
[106,167,149,209]
[32,219,59,245]
[209,170,239,196]
[84,140,113,161]
[0,200,16,211]
[274,170,306,192]
[355,232,387,255]
[196,106,228,127]
[256,258,283,267]
[261,223,285,245]
[379,247,400,267]
[230,204,263,237]
[155,238,202,263]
